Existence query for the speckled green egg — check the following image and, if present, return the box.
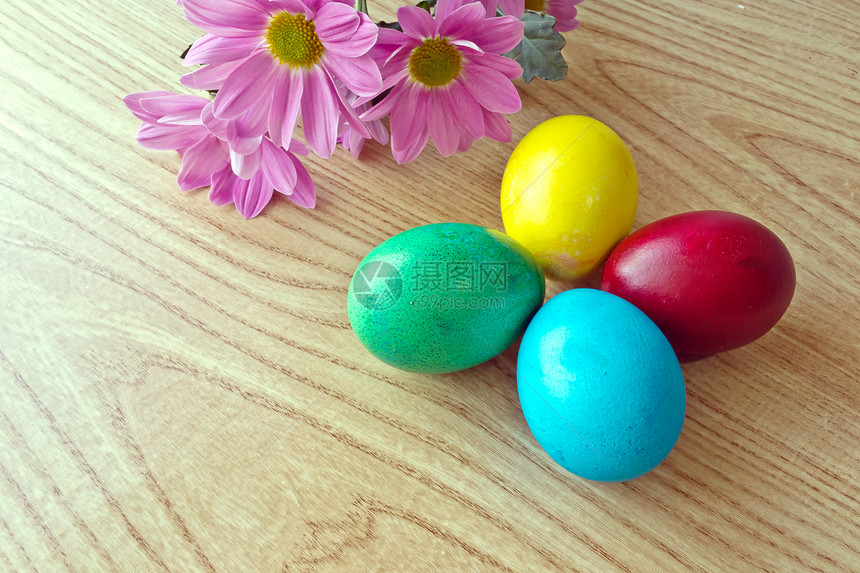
[347,223,546,374]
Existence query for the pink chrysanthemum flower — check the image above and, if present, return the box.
[180,0,382,159]
[362,0,524,164]
[124,91,315,218]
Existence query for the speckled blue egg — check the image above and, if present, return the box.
[348,223,545,374]
[517,288,686,482]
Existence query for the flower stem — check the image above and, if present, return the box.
[355,0,368,15]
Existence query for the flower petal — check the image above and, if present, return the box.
[225,103,268,154]
[397,6,435,39]
[233,172,274,218]
[457,129,475,152]
[301,67,340,158]
[260,139,298,193]
[428,90,460,156]
[390,83,430,162]
[230,146,262,179]
[137,123,207,151]
[287,155,316,208]
[301,0,351,15]
[389,82,422,147]
[434,0,472,24]
[447,80,484,138]
[177,136,228,191]
[139,94,209,124]
[367,116,390,145]
[466,51,522,79]
[343,129,365,158]
[321,11,379,56]
[323,53,382,97]
[184,34,262,65]
[499,0,524,18]
[462,64,521,114]
[437,2,485,40]
[355,63,408,106]
[157,110,208,126]
[450,39,482,53]
[481,109,512,142]
[326,74,371,139]
[269,0,314,17]
[182,0,270,37]
[466,15,524,53]
[267,68,302,148]
[313,1,360,44]
[547,0,582,32]
[226,130,264,156]
[361,80,405,121]
[288,139,309,155]
[212,50,277,119]
[393,124,430,164]
[123,91,175,122]
[180,61,238,91]
[373,27,411,53]
[209,164,239,206]
[201,102,229,140]
[381,47,413,76]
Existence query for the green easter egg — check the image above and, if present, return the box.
[347,223,546,374]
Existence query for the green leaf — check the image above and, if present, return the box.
[506,11,567,83]
[416,0,432,12]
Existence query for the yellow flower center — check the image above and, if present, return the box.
[524,0,545,11]
[265,12,324,68]
[408,37,462,87]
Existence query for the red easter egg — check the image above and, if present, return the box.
[601,211,796,361]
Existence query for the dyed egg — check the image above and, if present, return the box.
[501,115,638,281]
[601,210,796,361]
[517,289,686,482]
[348,223,545,374]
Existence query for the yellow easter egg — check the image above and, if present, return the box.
[501,116,639,281]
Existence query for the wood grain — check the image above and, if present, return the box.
[1,0,858,570]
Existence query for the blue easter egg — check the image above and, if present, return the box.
[517,288,686,482]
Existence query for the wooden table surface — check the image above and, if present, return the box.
[2,0,858,570]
